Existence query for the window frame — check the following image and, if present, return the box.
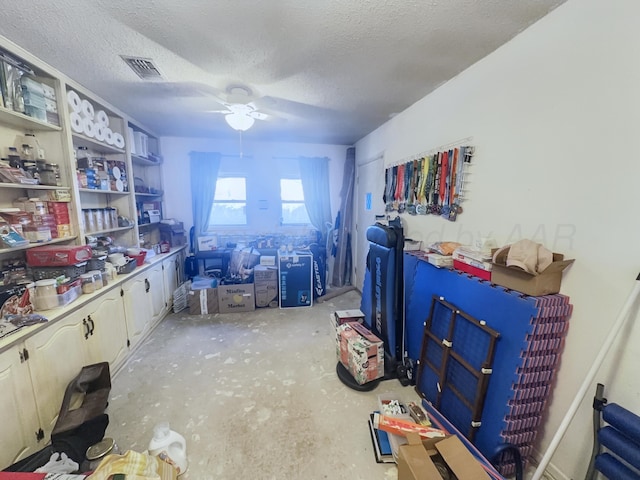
[279,177,311,226]
[208,175,248,227]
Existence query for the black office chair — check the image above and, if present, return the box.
[585,383,640,480]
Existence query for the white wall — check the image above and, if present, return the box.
[159,136,348,236]
[355,0,640,478]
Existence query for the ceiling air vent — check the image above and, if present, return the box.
[120,56,163,80]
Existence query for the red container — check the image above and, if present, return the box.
[26,245,92,266]
[130,250,147,266]
[453,259,492,281]
[47,202,70,213]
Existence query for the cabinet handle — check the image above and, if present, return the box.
[145,278,150,293]
[83,318,90,339]
[88,315,95,336]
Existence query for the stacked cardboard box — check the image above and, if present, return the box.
[336,322,384,385]
[398,433,490,480]
[254,265,278,308]
[218,283,255,313]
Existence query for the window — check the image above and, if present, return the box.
[280,178,311,225]
[208,177,247,226]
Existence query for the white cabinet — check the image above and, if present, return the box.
[163,255,179,311]
[0,247,184,470]
[23,311,92,439]
[18,283,133,442]
[122,261,168,349]
[0,343,42,469]
[122,274,152,350]
[148,262,166,326]
[83,288,129,371]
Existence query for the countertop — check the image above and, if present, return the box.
[0,245,187,354]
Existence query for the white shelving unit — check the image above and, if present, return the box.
[0,47,77,259]
[0,36,162,263]
[128,122,164,249]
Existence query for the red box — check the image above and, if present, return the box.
[47,202,70,213]
[26,245,92,266]
[337,322,384,385]
[453,259,491,281]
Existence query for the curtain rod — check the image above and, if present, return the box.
[271,156,331,161]
[220,154,253,159]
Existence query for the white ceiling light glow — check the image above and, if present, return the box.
[224,113,255,131]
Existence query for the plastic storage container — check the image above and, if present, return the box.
[88,270,103,290]
[33,279,58,310]
[80,273,96,294]
[26,245,92,266]
[148,422,188,474]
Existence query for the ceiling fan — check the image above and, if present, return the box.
[207,85,272,132]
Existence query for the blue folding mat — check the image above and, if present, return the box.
[403,251,573,477]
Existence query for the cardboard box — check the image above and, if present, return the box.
[259,255,276,266]
[254,265,278,308]
[197,235,218,251]
[398,432,490,480]
[278,251,313,308]
[188,287,218,315]
[218,283,255,313]
[337,322,384,385]
[334,309,365,325]
[491,248,574,296]
[160,223,187,247]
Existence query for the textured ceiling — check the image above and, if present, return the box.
[0,0,566,145]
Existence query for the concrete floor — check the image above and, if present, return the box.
[105,290,418,480]
[104,289,556,480]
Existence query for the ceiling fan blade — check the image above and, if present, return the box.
[249,111,270,121]
[204,109,233,114]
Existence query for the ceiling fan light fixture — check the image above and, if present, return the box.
[224,113,255,131]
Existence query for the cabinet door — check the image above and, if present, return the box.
[148,262,166,326]
[122,276,152,350]
[163,255,179,311]
[24,313,91,439]
[85,288,129,372]
[0,344,42,470]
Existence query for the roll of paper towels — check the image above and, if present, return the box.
[80,99,95,119]
[70,111,84,133]
[67,90,82,113]
[82,117,96,138]
[94,125,106,142]
[127,127,136,155]
[113,133,125,149]
[104,128,114,145]
[94,110,109,127]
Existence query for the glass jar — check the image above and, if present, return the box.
[84,209,95,233]
[80,273,96,295]
[93,208,104,232]
[109,208,118,229]
[88,270,103,290]
[102,208,111,230]
[34,279,58,310]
